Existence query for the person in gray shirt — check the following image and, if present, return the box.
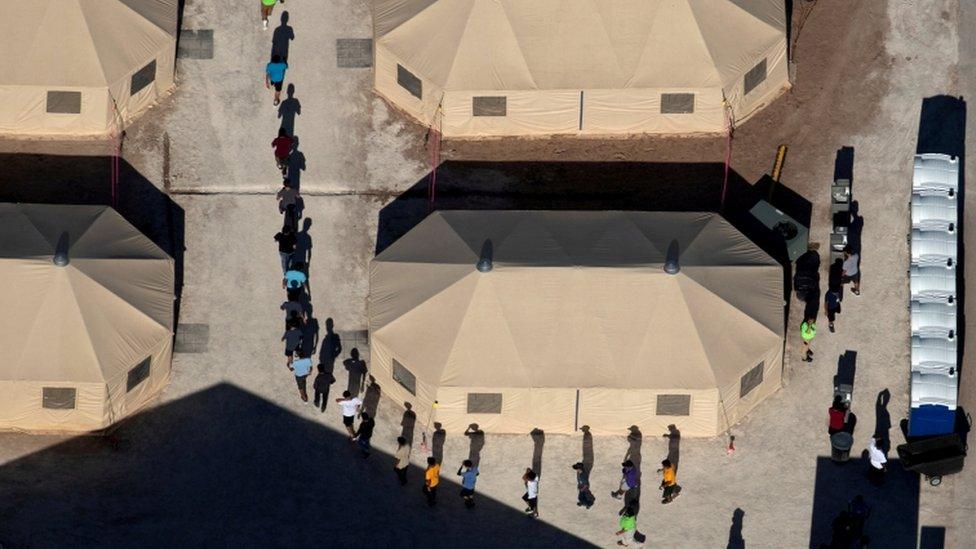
[842,246,860,296]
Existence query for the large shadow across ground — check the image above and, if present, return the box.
[0,384,591,548]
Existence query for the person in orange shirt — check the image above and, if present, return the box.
[423,457,440,507]
[659,459,680,504]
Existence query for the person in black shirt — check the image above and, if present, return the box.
[274,225,297,274]
[354,412,376,458]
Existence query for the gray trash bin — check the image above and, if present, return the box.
[831,432,854,462]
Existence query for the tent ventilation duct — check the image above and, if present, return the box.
[53,232,70,266]
[664,239,680,274]
[477,239,493,272]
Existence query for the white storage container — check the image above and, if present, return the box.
[911,335,957,375]
[911,301,957,340]
[910,371,958,409]
[911,194,957,233]
[910,229,957,268]
[910,265,956,303]
[913,153,959,197]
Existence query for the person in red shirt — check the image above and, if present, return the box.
[272,127,294,175]
[828,395,848,435]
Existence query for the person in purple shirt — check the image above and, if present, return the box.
[610,460,639,500]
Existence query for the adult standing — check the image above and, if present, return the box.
[394,436,411,485]
[842,246,861,296]
[801,319,816,362]
[522,468,540,518]
[265,55,288,107]
[335,391,362,439]
[614,506,639,546]
[866,436,887,486]
[423,457,440,507]
[312,363,332,413]
[457,460,479,508]
[572,462,594,509]
[824,289,842,333]
[274,224,297,274]
[353,412,375,458]
[289,351,312,402]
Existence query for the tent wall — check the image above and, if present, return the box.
[578,388,719,437]
[716,345,784,434]
[373,24,789,137]
[103,338,173,427]
[0,46,175,137]
[0,381,107,433]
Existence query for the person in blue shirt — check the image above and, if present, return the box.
[289,350,312,402]
[265,54,288,106]
[457,459,479,508]
[282,263,308,294]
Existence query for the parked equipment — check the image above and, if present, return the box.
[897,433,967,485]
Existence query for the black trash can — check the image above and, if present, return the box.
[831,432,854,462]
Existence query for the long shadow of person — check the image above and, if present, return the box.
[300,315,319,358]
[271,11,294,62]
[432,422,446,464]
[530,428,545,478]
[465,424,485,468]
[849,200,863,256]
[400,402,416,445]
[874,389,891,453]
[363,376,381,418]
[663,424,681,473]
[295,217,312,267]
[727,508,745,549]
[286,136,307,192]
[344,348,367,396]
[278,84,301,136]
[319,318,341,372]
[581,425,594,476]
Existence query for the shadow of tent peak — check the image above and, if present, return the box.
[0,383,592,548]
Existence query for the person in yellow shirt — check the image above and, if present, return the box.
[801,319,816,362]
[659,459,680,504]
[423,457,440,507]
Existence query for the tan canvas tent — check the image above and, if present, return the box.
[0,0,178,136]
[373,0,789,137]
[369,211,785,436]
[0,204,174,433]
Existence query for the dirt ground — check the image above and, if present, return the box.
[2,0,974,547]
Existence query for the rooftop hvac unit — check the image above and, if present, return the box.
[910,229,957,268]
[911,336,957,375]
[911,371,958,410]
[911,301,957,340]
[910,265,956,304]
[911,194,957,233]
[913,153,959,197]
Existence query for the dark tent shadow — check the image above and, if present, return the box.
[0,153,186,328]
[808,456,919,548]
[0,383,591,548]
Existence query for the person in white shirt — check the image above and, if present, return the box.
[867,436,887,486]
[522,468,539,518]
[393,436,411,486]
[335,391,362,438]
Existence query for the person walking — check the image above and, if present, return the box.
[659,459,680,504]
[335,390,362,439]
[312,363,333,413]
[281,322,301,366]
[801,318,816,362]
[423,457,440,507]
[265,54,288,106]
[614,506,640,546]
[280,298,305,325]
[848,494,871,540]
[457,459,479,508]
[277,178,299,214]
[522,468,539,517]
[610,460,638,500]
[260,0,277,30]
[289,350,312,402]
[353,411,375,458]
[274,224,297,274]
[842,246,861,296]
[393,436,410,486]
[827,395,848,435]
[572,462,594,509]
[866,436,887,486]
[282,264,308,294]
[272,128,294,175]
[825,289,842,333]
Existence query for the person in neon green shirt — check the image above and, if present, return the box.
[261,0,279,31]
[801,319,816,362]
[615,506,639,546]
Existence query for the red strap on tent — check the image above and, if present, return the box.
[425,96,445,212]
[720,101,735,211]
